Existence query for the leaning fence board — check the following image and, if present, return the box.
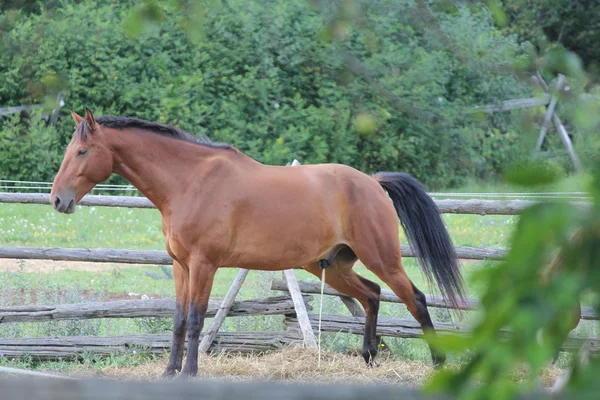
[0,295,312,324]
[0,377,446,400]
[271,280,598,320]
[475,95,551,113]
[0,245,506,266]
[0,332,302,361]
[0,192,590,215]
[285,315,600,354]
[198,268,250,353]
[552,113,582,171]
[272,280,478,311]
[535,75,565,151]
[284,269,318,349]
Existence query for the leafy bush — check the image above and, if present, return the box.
[0,0,533,188]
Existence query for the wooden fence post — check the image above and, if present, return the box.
[535,75,565,151]
[476,73,587,172]
[552,113,582,171]
[283,159,318,350]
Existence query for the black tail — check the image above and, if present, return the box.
[374,172,465,310]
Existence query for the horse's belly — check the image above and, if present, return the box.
[226,227,335,270]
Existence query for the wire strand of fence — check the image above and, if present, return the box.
[0,179,592,199]
[0,186,138,191]
[0,179,134,188]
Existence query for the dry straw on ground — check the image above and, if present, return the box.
[55,348,564,388]
[64,348,433,387]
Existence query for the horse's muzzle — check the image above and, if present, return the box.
[51,190,77,214]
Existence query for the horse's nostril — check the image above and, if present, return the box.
[54,197,61,208]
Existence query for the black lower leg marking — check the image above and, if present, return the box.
[360,277,381,367]
[180,301,207,377]
[412,282,446,368]
[163,302,187,377]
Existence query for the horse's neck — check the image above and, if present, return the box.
[105,128,226,213]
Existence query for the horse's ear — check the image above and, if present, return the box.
[84,108,96,132]
[71,110,84,125]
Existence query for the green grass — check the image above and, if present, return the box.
[0,204,163,249]
[0,264,246,301]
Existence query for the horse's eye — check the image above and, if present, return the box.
[78,149,88,157]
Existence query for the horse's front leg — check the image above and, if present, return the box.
[163,261,189,378]
[180,258,217,378]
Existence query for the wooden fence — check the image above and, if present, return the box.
[0,296,310,359]
[0,191,592,214]
[0,192,598,362]
[0,279,597,360]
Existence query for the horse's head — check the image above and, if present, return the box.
[50,108,113,213]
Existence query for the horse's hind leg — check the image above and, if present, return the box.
[303,257,381,366]
[163,260,189,378]
[379,269,446,367]
[350,222,446,368]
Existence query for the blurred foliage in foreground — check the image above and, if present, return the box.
[425,161,600,399]
[1,0,598,188]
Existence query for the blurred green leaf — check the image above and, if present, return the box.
[352,112,377,136]
[124,0,165,37]
[488,0,508,27]
[504,160,564,187]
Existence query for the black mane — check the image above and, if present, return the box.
[95,116,234,150]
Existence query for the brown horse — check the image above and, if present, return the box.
[51,109,465,377]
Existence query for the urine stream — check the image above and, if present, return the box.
[318,267,326,368]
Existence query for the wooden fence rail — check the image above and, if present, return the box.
[2,312,591,361]
[285,315,600,354]
[0,295,311,324]
[0,332,302,360]
[0,192,591,215]
[0,282,596,361]
[271,280,599,320]
[0,245,506,265]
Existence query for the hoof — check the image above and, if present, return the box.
[161,368,178,379]
[432,354,446,370]
[367,360,381,368]
[178,369,198,379]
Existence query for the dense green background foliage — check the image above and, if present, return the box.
[0,0,541,188]
[502,0,600,78]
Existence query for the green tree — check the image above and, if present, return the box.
[0,0,532,188]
